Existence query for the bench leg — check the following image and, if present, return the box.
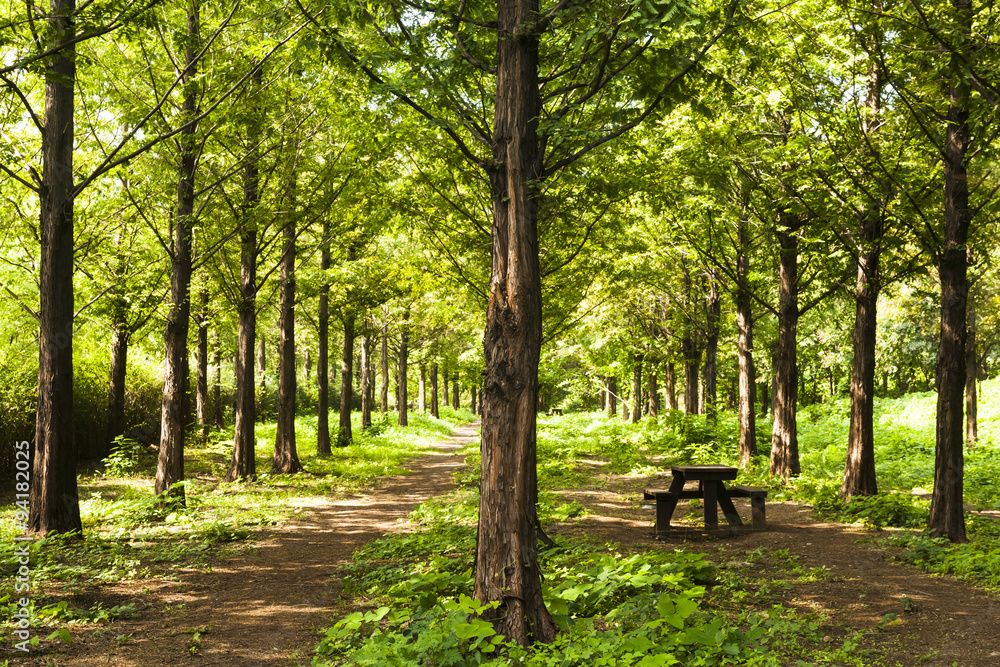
[750,494,766,530]
[655,494,679,536]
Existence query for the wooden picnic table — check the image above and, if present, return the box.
[643,465,767,536]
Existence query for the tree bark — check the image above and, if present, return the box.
[272,160,302,474]
[705,278,720,428]
[929,0,971,543]
[418,364,427,412]
[380,320,389,412]
[31,0,82,536]
[361,333,373,430]
[632,354,642,423]
[842,55,884,498]
[736,197,757,464]
[453,372,460,409]
[664,362,677,411]
[257,336,266,398]
[196,289,209,436]
[226,66,263,483]
[471,384,477,414]
[474,0,557,644]
[213,328,224,428]
[105,323,130,459]
[156,2,200,502]
[431,362,439,418]
[966,307,977,446]
[606,376,618,418]
[398,309,409,426]
[770,212,802,478]
[337,315,355,446]
[316,215,331,454]
[648,370,658,418]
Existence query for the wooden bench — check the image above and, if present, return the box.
[726,485,768,531]
[546,408,563,416]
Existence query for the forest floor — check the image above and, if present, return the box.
[12,422,1000,667]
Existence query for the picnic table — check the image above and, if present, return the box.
[643,465,767,536]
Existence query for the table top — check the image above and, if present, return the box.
[671,465,738,481]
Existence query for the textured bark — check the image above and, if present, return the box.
[632,354,642,423]
[430,362,439,418]
[226,66,263,483]
[443,365,450,406]
[929,0,971,542]
[452,372,460,409]
[105,324,129,458]
[648,371,658,418]
[337,316,355,447]
[842,57,884,498]
[196,290,209,435]
[361,334,373,430]
[418,365,427,412]
[31,0,82,535]
[316,216,331,454]
[380,321,389,412]
[471,384,477,414]
[156,2,200,502]
[272,165,302,474]
[212,328,224,428]
[606,376,618,418]
[770,213,802,478]
[705,279,720,427]
[681,264,700,415]
[664,362,677,411]
[398,310,409,426]
[474,0,557,644]
[736,201,757,464]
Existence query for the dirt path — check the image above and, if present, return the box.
[17,422,477,667]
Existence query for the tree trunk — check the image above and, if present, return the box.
[452,372,460,409]
[606,376,618,418]
[430,362,439,418]
[770,213,802,478]
[213,328,224,428]
[196,289,209,436]
[475,0,557,645]
[965,306,977,446]
[31,0,82,536]
[398,309,409,426]
[682,349,699,415]
[316,215,331,454]
[736,196,757,464]
[632,354,642,423]
[842,55,884,497]
[105,324,129,458]
[380,320,389,412]
[929,0,971,542]
[418,364,427,412]
[705,278,720,428]
[443,364,450,407]
[471,384,477,414]
[648,370,658,418]
[226,66,263,483]
[665,362,677,411]
[272,162,302,474]
[361,333,373,430]
[257,336,266,398]
[338,315,355,446]
[156,2,200,502]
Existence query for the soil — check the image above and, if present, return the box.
[9,423,1000,667]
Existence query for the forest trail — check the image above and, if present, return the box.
[19,422,478,667]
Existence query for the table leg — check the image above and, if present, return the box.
[703,481,718,529]
[656,473,686,533]
[717,483,743,527]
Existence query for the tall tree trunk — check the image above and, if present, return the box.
[213,328,224,428]
[380,319,389,412]
[105,322,130,458]
[361,333,373,430]
[471,384,477,414]
[418,364,427,412]
[398,309,409,426]
[842,54,884,498]
[156,2,200,502]
[632,354,642,423]
[682,347,699,415]
[664,362,677,411]
[272,159,302,474]
[606,376,618,418]
[316,216,331,454]
[705,278,720,428]
[475,0,556,644]
[452,372,460,409]
[736,195,757,464]
[648,370,658,418]
[443,364,450,407]
[966,306,977,446]
[930,0,971,542]
[257,337,266,399]
[31,0,82,535]
[338,315,355,446]
[226,66,263,483]
[196,289,209,437]
[430,362,439,418]
[304,348,312,384]
[770,213,802,478]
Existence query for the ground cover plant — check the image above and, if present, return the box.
[0,408,474,646]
